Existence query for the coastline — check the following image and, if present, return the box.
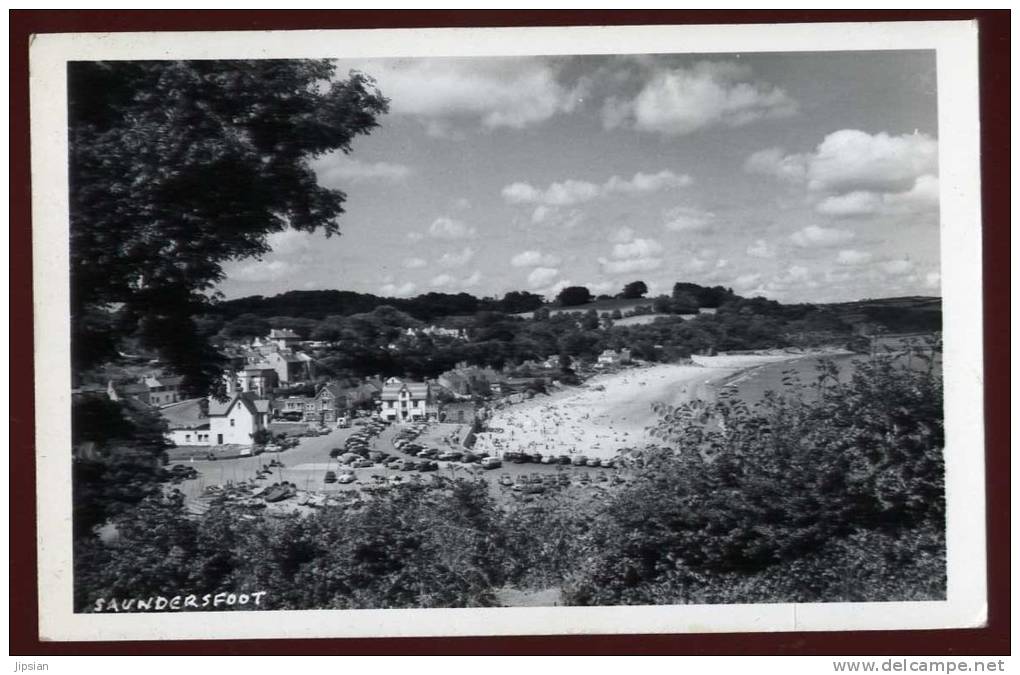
[473,351,832,460]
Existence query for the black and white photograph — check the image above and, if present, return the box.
[29,20,987,641]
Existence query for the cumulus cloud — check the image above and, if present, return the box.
[925,271,941,289]
[430,274,455,288]
[511,250,562,268]
[603,60,797,136]
[527,266,560,288]
[816,174,940,219]
[502,169,691,207]
[790,225,854,248]
[403,257,427,269]
[530,205,584,229]
[347,57,583,131]
[880,258,915,276]
[428,216,477,240]
[309,154,412,186]
[231,259,294,282]
[604,170,694,194]
[585,280,616,296]
[733,273,762,290]
[380,281,418,297]
[747,130,937,194]
[599,237,664,275]
[836,249,873,266]
[437,246,476,268]
[746,239,776,259]
[462,270,482,288]
[265,229,315,256]
[744,147,808,183]
[807,130,938,194]
[663,205,715,232]
[611,237,664,259]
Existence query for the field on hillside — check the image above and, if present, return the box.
[514,297,658,319]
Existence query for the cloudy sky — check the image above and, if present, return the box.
[219,50,941,304]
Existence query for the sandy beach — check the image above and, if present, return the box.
[473,353,808,460]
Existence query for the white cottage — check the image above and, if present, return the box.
[207,394,270,446]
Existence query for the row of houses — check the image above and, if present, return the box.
[159,375,440,448]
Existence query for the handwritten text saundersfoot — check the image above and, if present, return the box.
[92,591,268,612]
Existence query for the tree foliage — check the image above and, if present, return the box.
[69,60,389,392]
[619,280,648,299]
[563,346,945,605]
[556,286,594,307]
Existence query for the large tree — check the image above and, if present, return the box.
[556,286,593,307]
[619,280,648,299]
[69,60,388,393]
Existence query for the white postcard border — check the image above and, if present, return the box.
[30,20,986,641]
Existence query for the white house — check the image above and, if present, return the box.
[379,377,436,423]
[596,348,633,369]
[207,394,270,446]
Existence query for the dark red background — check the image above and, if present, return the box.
[8,9,1009,656]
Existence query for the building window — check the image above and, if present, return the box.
[230,419,235,427]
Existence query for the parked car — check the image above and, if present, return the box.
[337,472,357,484]
[529,453,543,463]
[557,455,572,465]
[588,457,602,468]
[540,455,556,465]
[400,460,418,471]
[417,460,439,472]
[353,459,373,468]
[481,457,502,470]
[437,451,463,462]
[571,455,588,466]
[498,474,514,487]
[323,471,337,484]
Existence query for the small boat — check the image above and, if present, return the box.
[260,484,290,503]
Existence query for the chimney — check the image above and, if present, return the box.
[224,370,239,396]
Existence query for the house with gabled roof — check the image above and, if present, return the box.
[379,377,436,423]
[207,393,270,446]
[304,382,345,425]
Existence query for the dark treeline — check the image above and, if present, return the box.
[213,289,547,322]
